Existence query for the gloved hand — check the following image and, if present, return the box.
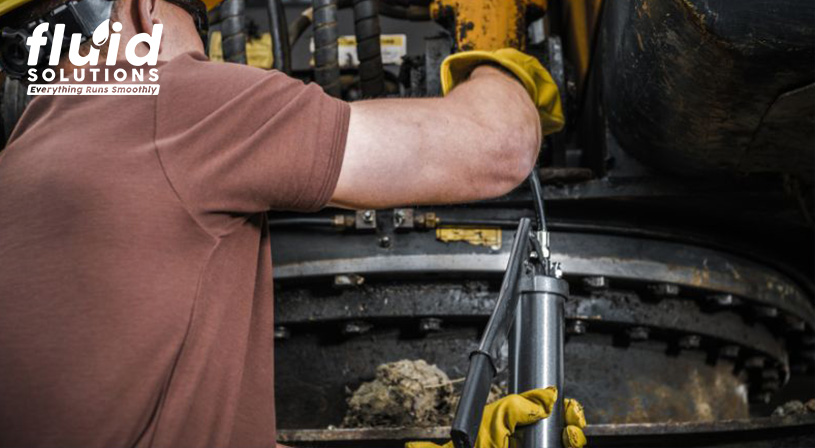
[440,48,565,136]
[406,387,587,448]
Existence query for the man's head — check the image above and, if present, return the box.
[0,0,213,74]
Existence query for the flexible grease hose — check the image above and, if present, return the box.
[218,0,247,64]
[312,0,341,97]
[352,0,385,97]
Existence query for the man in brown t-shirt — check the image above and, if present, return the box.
[0,0,571,447]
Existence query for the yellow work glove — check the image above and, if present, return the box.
[440,48,565,136]
[406,388,587,448]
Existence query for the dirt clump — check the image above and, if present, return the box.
[342,359,505,428]
[342,359,455,428]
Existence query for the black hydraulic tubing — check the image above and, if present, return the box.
[451,218,532,448]
[267,217,335,227]
[289,2,430,48]
[288,9,312,46]
[313,0,342,97]
[267,0,292,73]
[528,169,547,233]
[353,0,386,97]
[218,0,247,64]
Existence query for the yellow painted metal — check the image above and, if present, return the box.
[0,0,35,18]
[0,0,223,18]
[436,227,502,248]
[431,0,547,51]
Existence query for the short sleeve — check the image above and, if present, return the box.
[154,53,350,232]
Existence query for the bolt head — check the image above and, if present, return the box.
[379,236,392,248]
[582,276,608,290]
[567,320,587,335]
[649,283,680,297]
[720,345,740,359]
[274,326,290,340]
[627,326,650,341]
[679,335,702,349]
[342,321,372,335]
[419,318,443,333]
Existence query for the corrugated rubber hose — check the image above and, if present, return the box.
[219,0,247,64]
[312,0,341,97]
[352,0,385,97]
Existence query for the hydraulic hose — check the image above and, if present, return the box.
[289,8,313,47]
[528,169,547,233]
[218,0,247,64]
[352,0,385,97]
[267,0,292,73]
[289,2,430,49]
[312,0,342,97]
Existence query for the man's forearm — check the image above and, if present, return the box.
[331,65,540,209]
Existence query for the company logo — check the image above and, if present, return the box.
[26,20,163,96]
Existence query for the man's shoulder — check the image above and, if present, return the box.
[161,51,270,82]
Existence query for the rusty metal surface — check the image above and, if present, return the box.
[429,0,546,51]
[278,414,815,447]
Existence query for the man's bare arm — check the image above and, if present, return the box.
[330,65,541,209]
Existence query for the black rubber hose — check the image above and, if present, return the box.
[353,0,385,97]
[268,217,336,227]
[313,0,341,97]
[528,170,547,232]
[218,0,247,64]
[288,10,312,46]
[379,3,430,20]
[289,2,429,49]
[267,0,292,73]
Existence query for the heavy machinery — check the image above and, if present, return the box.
[1,0,813,446]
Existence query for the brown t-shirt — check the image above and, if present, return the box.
[0,52,349,447]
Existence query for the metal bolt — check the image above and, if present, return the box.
[753,305,779,318]
[393,208,415,229]
[720,345,741,359]
[334,274,364,287]
[707,294,739,307]
[419,318,443,334]
[342,321,373,335]
[567,320,587,335]
[649,283,680,297]
[582,276,608,290]
[362,210,374,223]
[679,334,702,349]
[745,356,766,369]
[627,326,650,341]
[379,236,392,248]
[274,326,290,340]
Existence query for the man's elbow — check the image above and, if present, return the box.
[479,114,540,198]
